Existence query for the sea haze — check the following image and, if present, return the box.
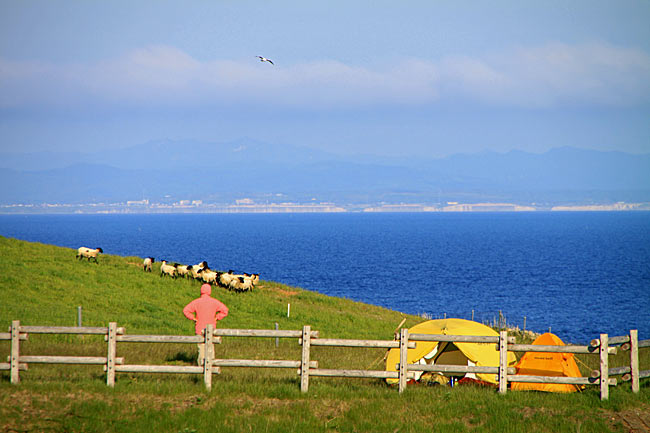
[1,212,648,343]
[0,140,649,205]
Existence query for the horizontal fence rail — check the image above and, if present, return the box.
[2,320,647,399]
[408,333,516,344]
[115,335,207,343]
[309,369,413,379]
[18,325,125,335]
[113,365,204,374]
[11,355,124,365]
[306,338,416,349]
[406,364,517,375]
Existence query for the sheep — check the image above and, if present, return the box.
[198,268,218,285]
[76,247,103,263]
[218,270,236,288]
[160,260,177,278]
[189,266,202,280]
[174,263,193,278]
[143,257,155,272]
[229,276,255,292]
[187,261,208,280]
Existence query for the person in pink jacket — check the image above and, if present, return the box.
[183,283,229,366]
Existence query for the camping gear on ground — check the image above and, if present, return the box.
[511,332,583,393]
[385,318,517,385]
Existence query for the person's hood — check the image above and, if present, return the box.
[200,284,212,296]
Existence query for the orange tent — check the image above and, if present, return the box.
[511,332,583,393]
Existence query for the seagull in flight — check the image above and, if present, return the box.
[256,56,274,65]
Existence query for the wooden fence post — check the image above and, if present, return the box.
[499,330,508,394]
[204,324,214,391]
[599,333,609,400]
[630,329,639,393]
[10,320,20,384]
[398,328,409,393]
[106,322,117,387]
[300,325,311,392]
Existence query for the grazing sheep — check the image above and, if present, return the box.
[198,268,218,285]
[224,273,256,292]
[175,263,193,278]
[76,247,103,263]
[143,257,155,272]
[189,266,203,280]
[238,276,255,291]
[160,260,177,278]
[218,270,236,288]
[187,261,208,280]
[228,276,254,292]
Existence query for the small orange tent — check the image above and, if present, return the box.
[511,332,583,393]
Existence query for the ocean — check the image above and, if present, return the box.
[1,212,648,343]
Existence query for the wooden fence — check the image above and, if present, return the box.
[402,329,649,400]
[2,320,647,400]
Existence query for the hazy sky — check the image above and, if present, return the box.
[1,1,649,158]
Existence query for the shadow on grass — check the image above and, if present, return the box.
[167,351,196,364]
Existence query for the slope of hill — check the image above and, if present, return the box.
[0,236,415,337]
[1,236,648,433]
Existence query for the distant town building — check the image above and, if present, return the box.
[127,199,149,206]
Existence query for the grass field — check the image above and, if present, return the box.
[1,235,648,432]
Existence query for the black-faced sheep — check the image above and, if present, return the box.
[174,263,193,278]
[160,260,177,278]
[143,257,155,272]
[224,273,257,292]
[198,268,218,285]
[76,247,103,263]
[218,270,236,287]
[186,261,207,280]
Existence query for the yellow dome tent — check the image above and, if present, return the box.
[385,318,517,385]
[511,332,583,393]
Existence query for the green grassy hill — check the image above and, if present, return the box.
[0,235,415,337]
[1,236,648,433]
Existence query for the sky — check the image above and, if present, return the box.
[1,0,649,158]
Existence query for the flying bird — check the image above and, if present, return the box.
[256,56,274,65]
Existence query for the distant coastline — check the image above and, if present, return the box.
[2,200,649,214]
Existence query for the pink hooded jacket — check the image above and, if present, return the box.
[183,284,229,335]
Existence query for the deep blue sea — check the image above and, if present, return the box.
[1,212,649,343]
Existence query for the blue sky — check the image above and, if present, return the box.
[1,0,649,158]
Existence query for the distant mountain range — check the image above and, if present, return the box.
[0,139,649,205]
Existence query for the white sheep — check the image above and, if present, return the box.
[218,270,236,288]
[143,257,155,272]
[229,276,255,292]
[76,247,103,263]
[187,261,208,280]
[189,266,202,280]
[160,260,177,278]
[175,263,192,278]
[199,268,218,284]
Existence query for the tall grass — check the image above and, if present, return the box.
[1,236,648,433]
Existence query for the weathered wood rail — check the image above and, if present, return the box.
[1,320,647,399]
[394,329,647,400]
